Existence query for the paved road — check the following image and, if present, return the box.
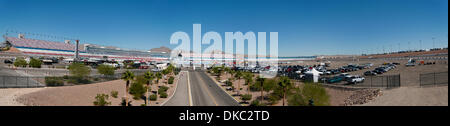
[163,70,240,106]
[189,70,240,106]
[163,71,190,106]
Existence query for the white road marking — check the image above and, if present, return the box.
[187,71,193,106]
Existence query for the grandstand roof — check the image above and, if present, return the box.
[5,36,84,51]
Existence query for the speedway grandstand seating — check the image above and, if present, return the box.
[3,36,169,61]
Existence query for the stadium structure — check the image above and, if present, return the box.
[2,34,170,61]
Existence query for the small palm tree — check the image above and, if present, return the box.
[256,76,266,102]
[234,71,243,96]
[144,71,154,106]
[155,72,162,85]
[278,76,291,106]
[243,72,253,95]
[121,70,135,106]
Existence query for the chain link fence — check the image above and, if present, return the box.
[420,72,448,86]
[0,70,149,88]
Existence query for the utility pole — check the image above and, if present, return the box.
[432,37,436,49]
[75,39,80,62]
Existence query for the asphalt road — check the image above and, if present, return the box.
[163,71,190,106]
[163,70,240,106]
[189,70,240,106]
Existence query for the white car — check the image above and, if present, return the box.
[347,75,365,84]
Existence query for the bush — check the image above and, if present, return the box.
[287,88,307,106]
[29,58,42,68]
[63,75,69,79]
[301,83,330,106]
[241,94,252,101]
[68,63,91,78]
[129,82,146,100]
[110,91,118,98]
[225,80,233,86]
[13,57,27,67]
[45,77,64,86]
[158,86,169,94]
[159,92,168,98]
[97,64,115,76]
[67,76,91,84]
[149,94,158,101]
[93,94,111,106]
[250,100,265,106]
[168,76,174,84]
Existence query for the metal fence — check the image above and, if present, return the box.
[351,74,401,88]
[0,70,149,88]
[0,76,46,88]
[420,72,448,86]
[319,74,401,89]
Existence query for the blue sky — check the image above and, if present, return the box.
[0,0,448,56]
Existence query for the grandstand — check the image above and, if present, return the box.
[2,34,170,61]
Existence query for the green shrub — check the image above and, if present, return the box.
[241,94,252,101]
[159,92,168,98]
[158,86,169,94]
[250,100,265,106]
[97,64,115,76]
[168,76,174,84]
[68,63,91,78]
[45,77,64,86]
[149,94,157,101]
[63,75,69,79]
[301,83,330,106]
[225,80,233,86]
[67,76,91,84]
[93,94,111,106]
[110,91,118,98]
[129,82,146,100]
[29,58,42,68]
[13,58,27,67]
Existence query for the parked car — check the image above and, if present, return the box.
[364,71,377,76]
[327,76,344,83]
[3,59,13,64]
[373,69,384,74]
[347,75,365,84]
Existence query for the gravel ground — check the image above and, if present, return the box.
[16,78,178,106]
[360,86,448,106]
[0,88,44,106]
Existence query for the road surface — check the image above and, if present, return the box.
[163,70,240,106]
[163,71,190,106]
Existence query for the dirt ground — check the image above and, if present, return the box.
[361,86,448,106]
[16,75,178,106]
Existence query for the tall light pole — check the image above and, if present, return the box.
[75,39,80,62]
[432,37,436,49]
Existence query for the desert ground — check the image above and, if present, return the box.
[10,76,178,106]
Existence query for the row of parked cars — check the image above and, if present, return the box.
[364,63,397,76]
[321,73,365,84]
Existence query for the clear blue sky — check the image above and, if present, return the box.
[0,0,448,56]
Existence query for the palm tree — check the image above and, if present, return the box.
[278,76,291,106]
[121,70,135,106]
[256,76,266,102]
[144,71,154,106]
[155,72,162,85]
[234,71,243,96]
[243,72,253,95]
